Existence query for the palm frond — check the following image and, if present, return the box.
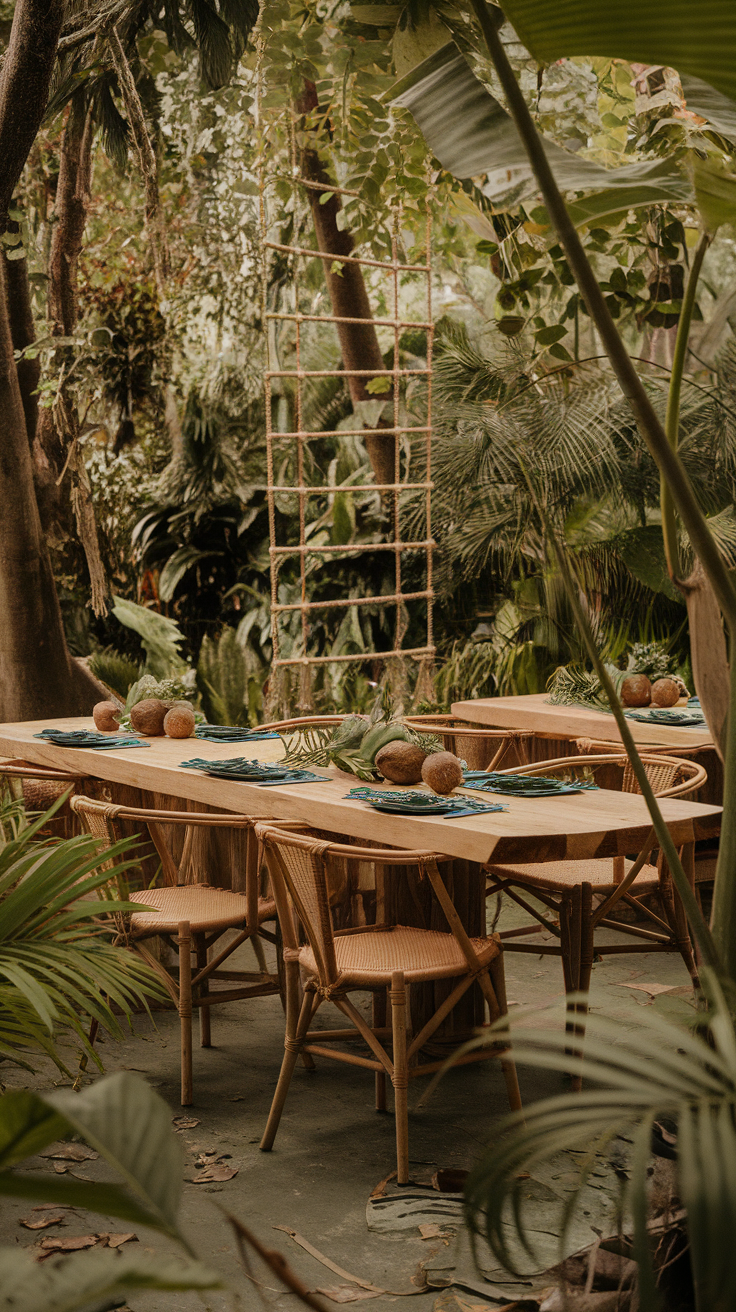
[464,971,736,1309]
[0,798,163,1072]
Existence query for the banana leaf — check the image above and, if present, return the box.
[391,43,692,218]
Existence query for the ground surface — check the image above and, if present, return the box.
[0,897,698,1312]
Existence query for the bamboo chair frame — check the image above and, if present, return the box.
[484,753,707,1088]
[70,796,304,1105]
[0,758,90,838]
[404,715,533,771]
[256,823,521,1184]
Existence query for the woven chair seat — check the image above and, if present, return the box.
[489,857,659,893]
[131,885,276,935]
[297,924,499,987]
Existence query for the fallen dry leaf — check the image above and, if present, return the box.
[40,1143,98,1162]
[617,982,675,997]
[20,1213,67,1230]
[418,1223,450,1240]
[39,1235,98,1253]
[316,1286,383,1303]
[190,1164,239,1183]
[172,1116,200,1131]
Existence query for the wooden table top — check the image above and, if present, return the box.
[0,718,721,865]
[451,692,714,750]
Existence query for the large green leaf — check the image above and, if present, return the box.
[0,1246,222,1312]
[616,525,681,601]
[0,1075,185,1242]
[681,75,736,142]
[391,44,691,215]
[0,1092,67,1169]
[111,596,185,678]
[692,155,736,231]
[499,0,736,103]
[46,1073,184,1236]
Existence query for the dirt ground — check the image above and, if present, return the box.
[0,894,698,1311]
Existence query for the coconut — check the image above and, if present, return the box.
[375,741,427,785]
[650,677,680,708]
[421,751,464,795]
[163,706,196,739]
[93,700,121,732]
[620,674,652,708]
[130,698,168,736]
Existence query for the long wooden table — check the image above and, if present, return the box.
[0,717,721,864]
[2,717,721,1044]
[451,692,714,751]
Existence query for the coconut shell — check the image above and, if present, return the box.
[93,700,121,732]
[421,751,464,795]
[620,674,652,708]
[129,698,167,736]
[163,706,196,739]
[375,741,427,785]
[650,677,680,708]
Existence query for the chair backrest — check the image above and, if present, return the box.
[255,824,445,987]
[404,716,533,771]
[497,752,707,799]
[257,715,351,733]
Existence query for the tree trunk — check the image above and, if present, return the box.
[682,560,729,761]
[297,82,396,489]
[0,0,101,716]
[3,242,40,448]
[36,95,108,615]
[0,259,97,718]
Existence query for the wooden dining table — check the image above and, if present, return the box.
[451,692,722,806]
[0,717,722,1041]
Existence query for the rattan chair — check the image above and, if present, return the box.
[483,753,707,1086]
[70,797,304,1105]
[404,715,533,771]
[256,823,521,1183]
[0,759,90,838]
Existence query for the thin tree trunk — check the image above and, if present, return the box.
[683,561,729,762]
[36,96,109,615]
[3,241,40,449]
[296,82,396,490]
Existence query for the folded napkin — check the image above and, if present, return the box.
[344,787,506,816]
[34,730,150,750]
[179,757,322,784]
[462,771,598,796]
[195,726,280,742]
[624,708,706,726]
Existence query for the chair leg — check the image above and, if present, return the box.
[373,988,387,1112]
[195,934,211,1049]
[260,986,315,1152]
[567,885,593,1094]
[480,960,522,1114]
[178,921,193,1106]
[390,971,409,1186]
[252,931,268,975]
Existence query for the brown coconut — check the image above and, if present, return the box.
[375,741,427,785]
[130,698,167,736]
[421,751,464,795]
[93,700,121,732]
[163,706,196,739]
[620,674,652,708]
[650,677,680,708]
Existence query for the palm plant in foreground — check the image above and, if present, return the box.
[466,971,736,1311]
[0,796,161,1075]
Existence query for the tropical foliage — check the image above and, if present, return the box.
[0,796,160,1075]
